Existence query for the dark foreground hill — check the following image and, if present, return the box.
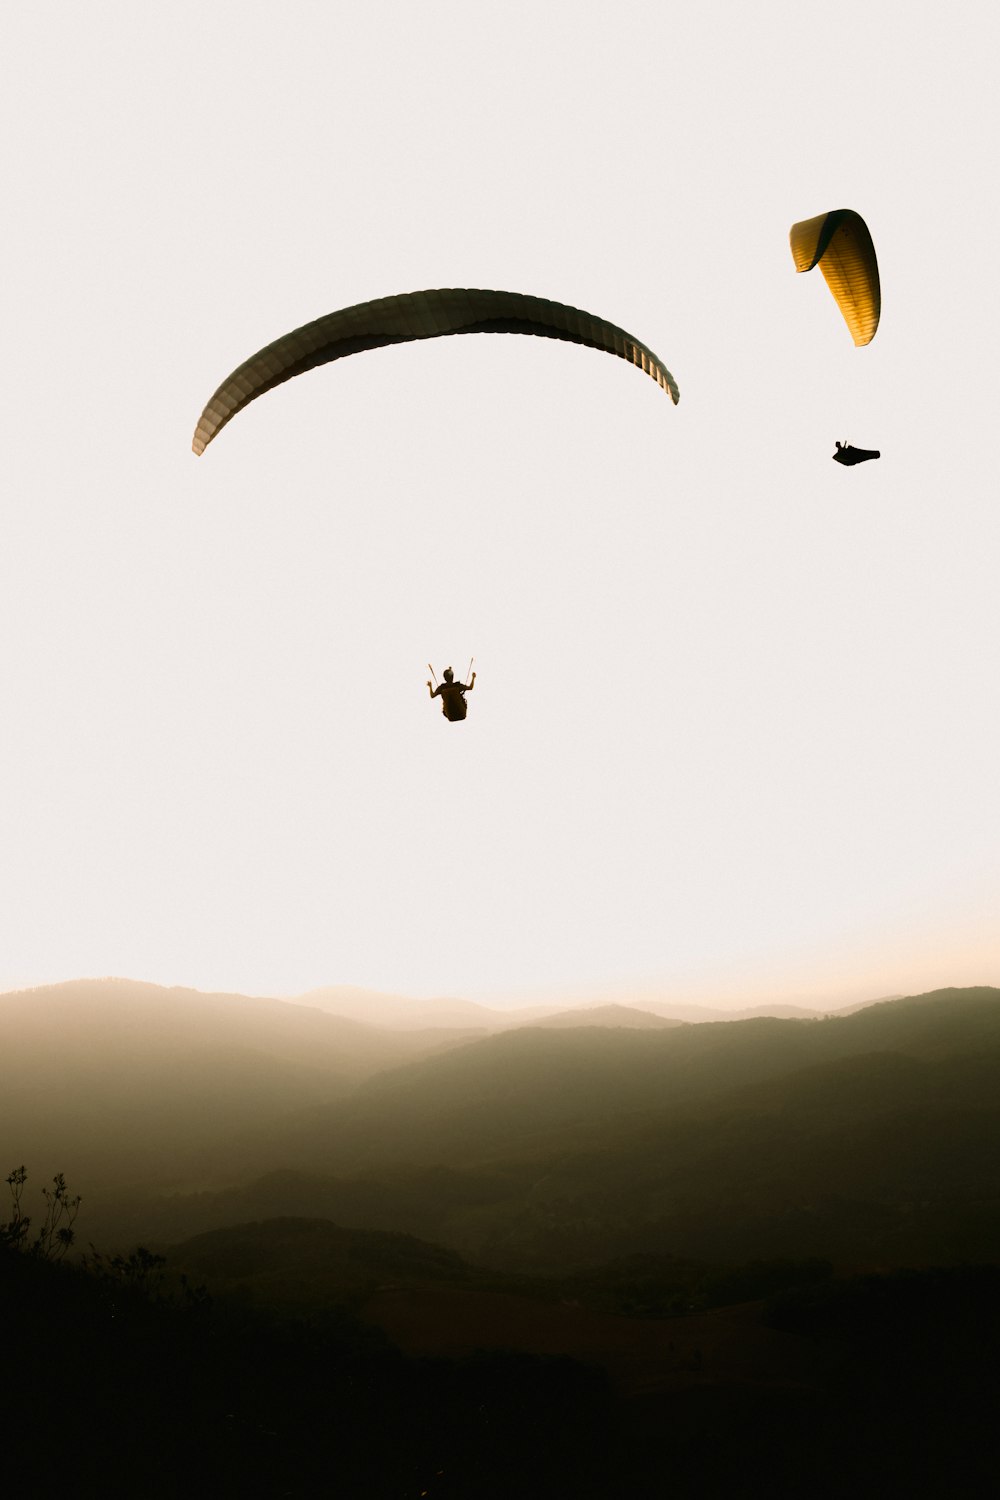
[1,1236,612,1500]
[5,1226,1000,1499]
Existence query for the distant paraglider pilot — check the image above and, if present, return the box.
[427,666,475,722]
[833,441,880,466]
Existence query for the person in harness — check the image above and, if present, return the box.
[427,665,475,722]
[833,441,880,466]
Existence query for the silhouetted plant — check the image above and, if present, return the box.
[83,1243,167,1297]
[1,1165,81,1259]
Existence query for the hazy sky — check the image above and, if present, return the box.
[2,2,997,1007]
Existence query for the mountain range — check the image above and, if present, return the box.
[5,977,998,1277]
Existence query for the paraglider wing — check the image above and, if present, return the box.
[789,210,880,346]
[192,288,679,455]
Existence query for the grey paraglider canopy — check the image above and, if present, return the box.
[192,288,679,455]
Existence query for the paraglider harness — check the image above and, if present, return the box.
[427,662,475,722]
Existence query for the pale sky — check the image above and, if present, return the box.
[1,2,997,1008]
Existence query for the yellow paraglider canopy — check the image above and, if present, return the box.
[789,210,880,347]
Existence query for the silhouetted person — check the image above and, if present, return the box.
[833,441,880,466]
[427,666,475,722]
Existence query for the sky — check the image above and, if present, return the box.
[1,2,997,1009]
